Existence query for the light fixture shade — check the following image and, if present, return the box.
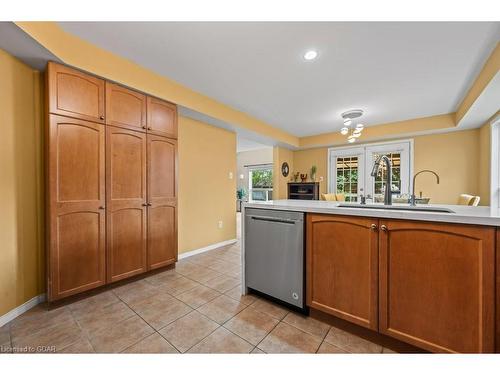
[340,127,349,135]
[353,132,361,138]
[347,135,356,143]
[355,123,364,129]
[304,50,318,60]
[353,128,362,134]
[343,118,352,126]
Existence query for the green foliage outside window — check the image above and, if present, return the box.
[251,169,273,188]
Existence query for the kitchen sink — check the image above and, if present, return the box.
[337,203,455,213]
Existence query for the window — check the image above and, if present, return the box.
[336,156,359,202]
[248,164,273,201]
[372,152,401,202]
[329,140,412,202]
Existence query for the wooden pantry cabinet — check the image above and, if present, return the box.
[106,126,148,283]
[46,62,178,302]
[147,135,178,270]
[48,63,105,124]
[306,214,496,353]
[105,82,147,132]
[47,114,107,300]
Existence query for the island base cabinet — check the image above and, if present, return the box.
[379,219,495,353]
[306,214,379,330]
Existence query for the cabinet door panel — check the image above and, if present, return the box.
[57,123,101,202]
[48,115,106,301]
[379,220,495,353]
[108,208,146,281]
[148,205,176,269]
[106,82,146,132]
[48,62,105,123]
[306,214,378,330]
[147,135,177,269]
[106,127,147,282]
[55,211,105,296]
[147,97,177,138]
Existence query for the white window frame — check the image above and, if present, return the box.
[328,146,366,199]
[247,163,273,202]
[490,115,500,208]
[328,139,414,200]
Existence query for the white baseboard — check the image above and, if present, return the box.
[0,240,238,327]
[179,238,238,259]
[0,294,46,327]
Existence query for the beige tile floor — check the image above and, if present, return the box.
[0,214,395,354]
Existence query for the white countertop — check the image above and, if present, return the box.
[243,200,500,227]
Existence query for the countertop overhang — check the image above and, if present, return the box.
[243,200,500,227]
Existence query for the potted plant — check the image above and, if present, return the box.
[236,188,247,212]
[310,165,317,181]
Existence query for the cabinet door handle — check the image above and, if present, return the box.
[147,203,152,206]
[370,223,378,230]
[99,206,105,210]
[147,127,152,130]
[142,125,146,129]
[99,115,105,120]
[142,203,148,207]
[380,225,388,232]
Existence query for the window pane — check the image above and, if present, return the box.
[372,152,401,200]
[336,156,359,201]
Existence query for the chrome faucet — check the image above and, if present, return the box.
[410,170,440,206]
[371,155,392,205]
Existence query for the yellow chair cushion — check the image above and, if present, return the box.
[335,193,346,202]
[322,193,337,201]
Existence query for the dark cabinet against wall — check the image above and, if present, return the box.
[288,182,320,200]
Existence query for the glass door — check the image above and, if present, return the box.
[365,142,411,202]
[329,147,365,202]
[328,140,412,203]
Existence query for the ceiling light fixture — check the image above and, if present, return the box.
[303,50,318,61]
[340,109,364,143]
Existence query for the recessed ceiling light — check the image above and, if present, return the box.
[303,50,318,61]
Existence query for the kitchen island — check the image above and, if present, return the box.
[242,200,500,353]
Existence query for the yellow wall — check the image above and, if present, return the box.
[0,49,45,316]
[456,42,500,124]
[178,116,237,253]
[299,113,456,149]
[293,129,484,205]
[293,148,329,195]
[273,147,294,199]
[413,130,479,204]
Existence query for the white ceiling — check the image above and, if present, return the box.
[59,22,500,137]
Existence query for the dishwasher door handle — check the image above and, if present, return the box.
[250,215,298,225]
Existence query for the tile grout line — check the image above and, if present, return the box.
[113,289,185,353]
[66,304,98,353]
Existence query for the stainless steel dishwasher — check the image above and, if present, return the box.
[244,208,305,309]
